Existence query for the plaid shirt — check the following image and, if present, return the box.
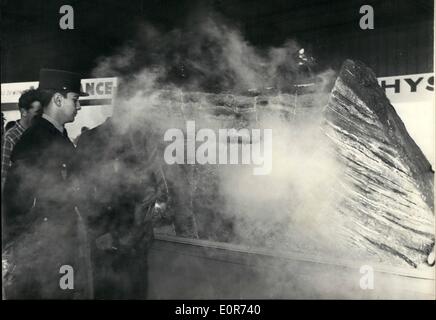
[1,121,26,191]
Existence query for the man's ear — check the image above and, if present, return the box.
[20,108,27,117]
[53,93,63,107]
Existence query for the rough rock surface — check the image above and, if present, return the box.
[323,60,434,267]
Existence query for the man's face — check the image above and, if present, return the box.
[60,92,81,123]
[27,100,42,119]
[21,100,42,123]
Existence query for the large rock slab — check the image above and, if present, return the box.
[323,60,434,267]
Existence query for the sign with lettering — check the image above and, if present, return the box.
[377,73,434,103]
[80,78,117,100]
[1,77,117,106]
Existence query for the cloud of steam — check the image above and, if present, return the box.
[93,16,305,93]
[218,112,345,252]
[89,13,354,260]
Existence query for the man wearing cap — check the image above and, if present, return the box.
[3,69,88,299]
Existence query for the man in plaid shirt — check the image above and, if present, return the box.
[1,89,42,192]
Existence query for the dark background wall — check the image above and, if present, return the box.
[1,0,434,82]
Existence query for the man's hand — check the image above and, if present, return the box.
[95,233,117,251]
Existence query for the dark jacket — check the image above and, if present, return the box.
[3,116,82,299]
[4,117,77,241]
[75,117,200,299]
[75,118,161,299]
[75,118,161,247]
[75,118,198,242]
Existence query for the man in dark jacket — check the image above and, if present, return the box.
[75,117,157,299]
[75,114,198,299]
[3,69,88,299]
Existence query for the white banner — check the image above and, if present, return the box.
[1,77,117,104]
[377,73,434,103]
[1,81,39,104]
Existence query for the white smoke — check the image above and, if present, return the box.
[88,14,354,260]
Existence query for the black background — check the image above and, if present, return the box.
[1,0,434,82]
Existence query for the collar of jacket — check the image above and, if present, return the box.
[42,114,64,133]
[34,116,70,138]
